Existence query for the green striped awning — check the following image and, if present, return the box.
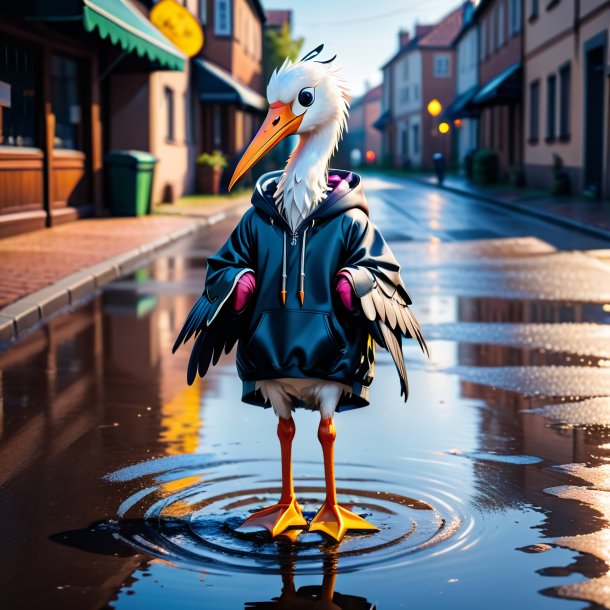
[83,0,185,71]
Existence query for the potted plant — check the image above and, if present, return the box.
[473,149,499,185]
[550,154,570,196]
[196,151,227,194]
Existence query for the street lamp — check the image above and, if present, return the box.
[427,99,442,117]
[438,122,450,134]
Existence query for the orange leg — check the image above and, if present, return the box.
[309,418,379,542]
[237,417,307,537]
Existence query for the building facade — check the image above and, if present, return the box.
[377,8,464,171]
[471,0,523,177]
[197,0,266,184]
[449,1,479,166]
[343,84,382,167]
[0,0,186,237]
[523,0,610,199]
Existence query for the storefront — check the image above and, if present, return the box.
[0,0,185,237]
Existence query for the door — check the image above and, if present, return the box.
[584,35,606,199]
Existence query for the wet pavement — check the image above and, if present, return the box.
[2,174,610,609]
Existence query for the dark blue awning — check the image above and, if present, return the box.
[373,111,391,131]
[473,63,522,106]
[445,84,480,119]
[193,59,266,111]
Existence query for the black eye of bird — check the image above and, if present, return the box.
[298,88,314,107]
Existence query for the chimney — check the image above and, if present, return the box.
[398,29,410,47]
[415,24,435,38]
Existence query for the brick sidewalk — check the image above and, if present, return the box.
[0,216,196,309]
[0,195,251,342]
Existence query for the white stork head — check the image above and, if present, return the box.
[229,45,350,211]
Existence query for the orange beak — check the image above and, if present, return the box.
[229,102,303,191]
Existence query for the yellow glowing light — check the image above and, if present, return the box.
[427,99,442,117]
[603,304,610,312]
[438,122,450,134]
[454,119,463,128]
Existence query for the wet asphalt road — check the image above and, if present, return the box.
[2,174,610,610]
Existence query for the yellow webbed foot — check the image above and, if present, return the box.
[309,501,379,542]
[237,496,308,537]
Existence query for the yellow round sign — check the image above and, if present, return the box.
[151,0,204,58]
[427,99,442,117]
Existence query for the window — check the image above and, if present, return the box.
[489,11,495,52]
[413,83,419,100]
[434,55,450,77]
[199,0,207,24]
[403,58,409,79]
[509,0,521,35]
[530,0,539,19]
[546,74,556,141]
[412,123,419,154]
[0,37,40,147]
[529,80,540,142]
[52,55,83,150]
[165,87,175,142]
[214,0,232,36]
[497,1,505,47]
[480,19,487,59]
[402,128,408,156]
[559,62,571,140]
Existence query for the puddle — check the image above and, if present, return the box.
[2,199,610,608]
[97,457,470,575]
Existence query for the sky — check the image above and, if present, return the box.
[262,0,466,98]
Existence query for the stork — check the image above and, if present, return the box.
[173,45,428,543]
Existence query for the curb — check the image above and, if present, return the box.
[406,177,610,242]
[0,203,247,345]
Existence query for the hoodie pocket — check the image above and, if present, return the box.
[244,309,345,374]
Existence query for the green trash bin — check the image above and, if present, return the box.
[104,150,158,217]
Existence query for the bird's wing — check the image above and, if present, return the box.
[347,270,429,402]
[172,270,250,385]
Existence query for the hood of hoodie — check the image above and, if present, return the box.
[251,169,368,229]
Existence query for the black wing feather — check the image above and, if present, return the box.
[174,291,244,385]
[353,274,429,402]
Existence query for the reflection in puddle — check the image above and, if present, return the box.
[3,228,610,608]
[545,465,610,607]
[100,456,470,575]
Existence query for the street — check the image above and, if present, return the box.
[2,173,610,610]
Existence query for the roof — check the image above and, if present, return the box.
[380,4,464,69]
[363,84,383,103]
[193,58,267,111]
[419,4,464,47]
[351,84,383,110]
[247,0,267,23]
[381,36,421,69]
[265,10,291,28]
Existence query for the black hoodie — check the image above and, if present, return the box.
[200,169,408,411]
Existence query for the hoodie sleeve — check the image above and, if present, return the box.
[338,209,428,400]
[339,209,411,305]
[172,210,256,384]
[204,208,256,309]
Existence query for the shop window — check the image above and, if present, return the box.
[52,55,83,150]
[0,37,40,147]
